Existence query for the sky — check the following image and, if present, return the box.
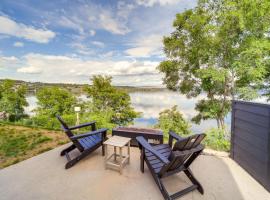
[0,0,197,86]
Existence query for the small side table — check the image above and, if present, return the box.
[103,136,131,174]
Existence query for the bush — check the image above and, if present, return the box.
[81,111,116,133]
[31,114,76,130]
[203,128,230,152]
[155,105,191,140]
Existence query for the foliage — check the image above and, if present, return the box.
[35,86,77,117]
[84,75,139,125]
[29,114,75,130]
[203,128,230,152]
[0,79,28,121]
[155,105,191,139]
[18,105,116,131]
[81,110,116,132]
[158,0,270,129]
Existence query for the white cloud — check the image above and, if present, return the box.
[0,56,18,62]
[0,16,55,43]
[17,66,42,74]
[69,42,95,56]
[58,16,84,34]
[125,47,154,58]
[13,42,24,47]
[14,53,161,85]
[89,30,96,36]
[47,2,132,36]
[99,13,130,35]
[101,51,115,58]
[125,34,163,57]
[92,41,105,48]
[0,56,20,68]
[136,0,180,7]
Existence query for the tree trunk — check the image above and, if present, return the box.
[216,118,221,129]
[216,117,226,130]
[220,118,225,130]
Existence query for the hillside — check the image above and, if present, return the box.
[0,79,166,95]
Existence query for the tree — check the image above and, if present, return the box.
[158,0,270,129]
[35,87,76,117]
[0,79,28,121]
[155,105,191,138]
[84,75,138,125]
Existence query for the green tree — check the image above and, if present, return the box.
[155,105,191,138]
[84,75,138,125]
[35,87,76,117]
[0,79,28,121]
[158,0,270,129]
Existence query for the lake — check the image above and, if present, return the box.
[25,90,268,133]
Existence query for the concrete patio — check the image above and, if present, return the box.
[0,144,269,200]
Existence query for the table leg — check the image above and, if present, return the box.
[160,136,164,144]
[114,146,117,161]
[119,147,123,174]
[104,144,107,169]
[127,141,130,164]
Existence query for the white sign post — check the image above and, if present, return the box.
[74,106,81,125]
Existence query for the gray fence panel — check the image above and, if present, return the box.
[231,100,270,192]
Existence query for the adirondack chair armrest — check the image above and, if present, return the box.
[70,128,108,140]
[136,136,170,164]
[69,121,96,131]
[173,144,204,157]
[168,131,184,147]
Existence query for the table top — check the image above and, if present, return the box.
[113,127,163,136]
[104,136,131,147]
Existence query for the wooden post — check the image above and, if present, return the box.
[119,147,123,174]
[104,144,107,169]
[114,146,117,161]
[128,141,130,164]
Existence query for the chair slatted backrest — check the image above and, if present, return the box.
[56,115,74,137]
[56,115,84,151]
[160,133,206,176]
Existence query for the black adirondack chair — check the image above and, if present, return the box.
[136,131,206,200]
[56,115,108,169]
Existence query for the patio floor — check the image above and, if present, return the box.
[0,143,269,200]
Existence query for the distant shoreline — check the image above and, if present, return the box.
[0,79,167,94]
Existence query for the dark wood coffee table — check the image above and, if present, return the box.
[112,127,163,147]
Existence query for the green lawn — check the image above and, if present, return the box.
[0,124,68,169]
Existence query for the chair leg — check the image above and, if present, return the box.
[102,144,105,156]
[184,168,204,194]
[140,149,145,173]
[60,144,76,156]
[156,177,171,200]
[65,158,79,169]
[64,144,101,169]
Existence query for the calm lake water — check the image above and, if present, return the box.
[25,90,268,134]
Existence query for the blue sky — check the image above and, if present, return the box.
[0,0,196,86]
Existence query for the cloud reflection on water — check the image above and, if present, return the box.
[25,90,234,133]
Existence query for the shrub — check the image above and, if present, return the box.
[203,128,230,152]
[155,105,191,139]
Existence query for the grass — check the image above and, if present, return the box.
[0,123,68,169]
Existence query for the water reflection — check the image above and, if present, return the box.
[129,91,231,133]
[26,90,234,133]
